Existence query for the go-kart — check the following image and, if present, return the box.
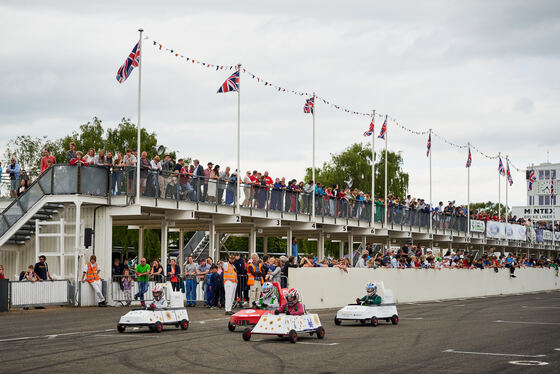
[241,312,325,343]
[334,282,398,326]
[228,282,286,332]
[117,283,189,333]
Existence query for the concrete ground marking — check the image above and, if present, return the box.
[443,349,546,358]
[494,320,560,326]
[508,361,548,366]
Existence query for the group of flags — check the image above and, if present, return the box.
[116,38,538,194]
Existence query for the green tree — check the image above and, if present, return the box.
[3,135,48,174]
[304,142,409,198]
[144,229,161,262]
[470,201,510,216]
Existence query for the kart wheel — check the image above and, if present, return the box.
[117,324,126,333]
[371,317,378,327]
[360,319,366,324]
[242,328,252,341]
[391,315,399,325]
[334,317,342,326]
[316,326,325,339]
[180,320,189,330]
[154,322,163,333]
[288,329,297,344]
[228,322,236,332]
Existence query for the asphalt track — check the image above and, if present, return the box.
[1,291,560,373]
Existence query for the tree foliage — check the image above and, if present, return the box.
[3,135,48,174]
[304,142,409,198]
[470,201,511,216]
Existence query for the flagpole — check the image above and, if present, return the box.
[384,119,388,225]
[370,110,376,225]
[467,142,471,236]
[236,63,242,215]
[498,151,501,221]
[429,128,432,233]
[312,92,316,221]
[505,155,509,223]
[136,28,143,204]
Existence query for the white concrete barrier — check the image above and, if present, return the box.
[289,268,560,310]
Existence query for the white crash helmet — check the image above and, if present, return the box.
[152,284,164,301]
[366,282,377,297]
[285,288,300,306]
[262,282,274,298]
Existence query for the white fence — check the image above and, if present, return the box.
[288,267,560,309]
[10,280,70,308]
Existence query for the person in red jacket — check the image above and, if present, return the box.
[275,288,304,316]
[70,151,89,166]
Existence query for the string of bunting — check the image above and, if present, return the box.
[145,35,525,174]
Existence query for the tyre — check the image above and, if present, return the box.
[117,324,126,333]
[316,326,325,339]
[181,319,189,330]
[391,315,399,325]
[371,317,378,327]
[242,328,252,341]
[228,322,236,332]
[154,322,163,333]
[288,329,298,344]
[334,317,342,326]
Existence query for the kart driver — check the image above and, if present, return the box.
[254,282,279,310]
[275,288,303,316]
[356,282,382,306]
[150,284,168,309]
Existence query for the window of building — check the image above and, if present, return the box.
[539,195,544,205]
[552,195,556,206]
[529,195,534,206]
[552,170,557,180]
[539,170,544,179]
[545,170,550,180]
[545,195,551,205]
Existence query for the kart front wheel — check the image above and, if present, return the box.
[391,315,399,325]
[334,317,341,326]
[180,319,189,330]
[371,317,378,327]
[242,328,252,341]
[288,329,298,344]
[316,326,325,339]
[154,322,163,333]
[117,324,126,333]
[228,322,236,332]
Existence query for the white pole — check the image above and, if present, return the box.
[467,142,471,236]
[505,155,509,223]
[498,152,501,221]
[312,92,316,221]
[236,64,242,215]
[384,119,388,224]
[429,128,433,233]
[136,28,143,203]
[371,110,376,224]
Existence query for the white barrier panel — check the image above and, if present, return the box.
[10,280,69,307]
[486,221,504,238]
[289,268,560,309]
[505,224,526,241]
[109,281,206,306]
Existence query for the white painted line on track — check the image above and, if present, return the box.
[93,334,129,337]
[509,360,548,366]
[298,342,340,346]
[521,306,560,309]
[0,329,113,343]
[400,317,424,320]
[198,317,229,324]
[443,349,546,358]
[554,348,560,351]
[453,305,465,307]
[494,320,560,326]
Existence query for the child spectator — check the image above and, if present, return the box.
[121,268,133,306]
[23,265,37,282]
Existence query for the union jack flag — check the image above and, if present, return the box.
[498,157,505,176]
[426,133,431,157]
[303,97,314,114]
[217,71,240,93]
[116,41,141,83]
[506,161,513,186]
[363,116,374,137]
[528,169,536,191]
[465,147,472,168]
[378,115,387,139]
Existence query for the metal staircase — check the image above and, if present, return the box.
[182,231,230,264]
[6,203,64,245]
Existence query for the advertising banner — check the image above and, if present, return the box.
[470,220,485,233]
[486,221,504,239]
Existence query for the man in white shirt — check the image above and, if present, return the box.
[150,156,164,198]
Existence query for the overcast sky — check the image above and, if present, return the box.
[1,0,559,206]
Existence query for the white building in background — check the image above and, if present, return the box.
[526,162,558,207]
[512,162,560,222]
